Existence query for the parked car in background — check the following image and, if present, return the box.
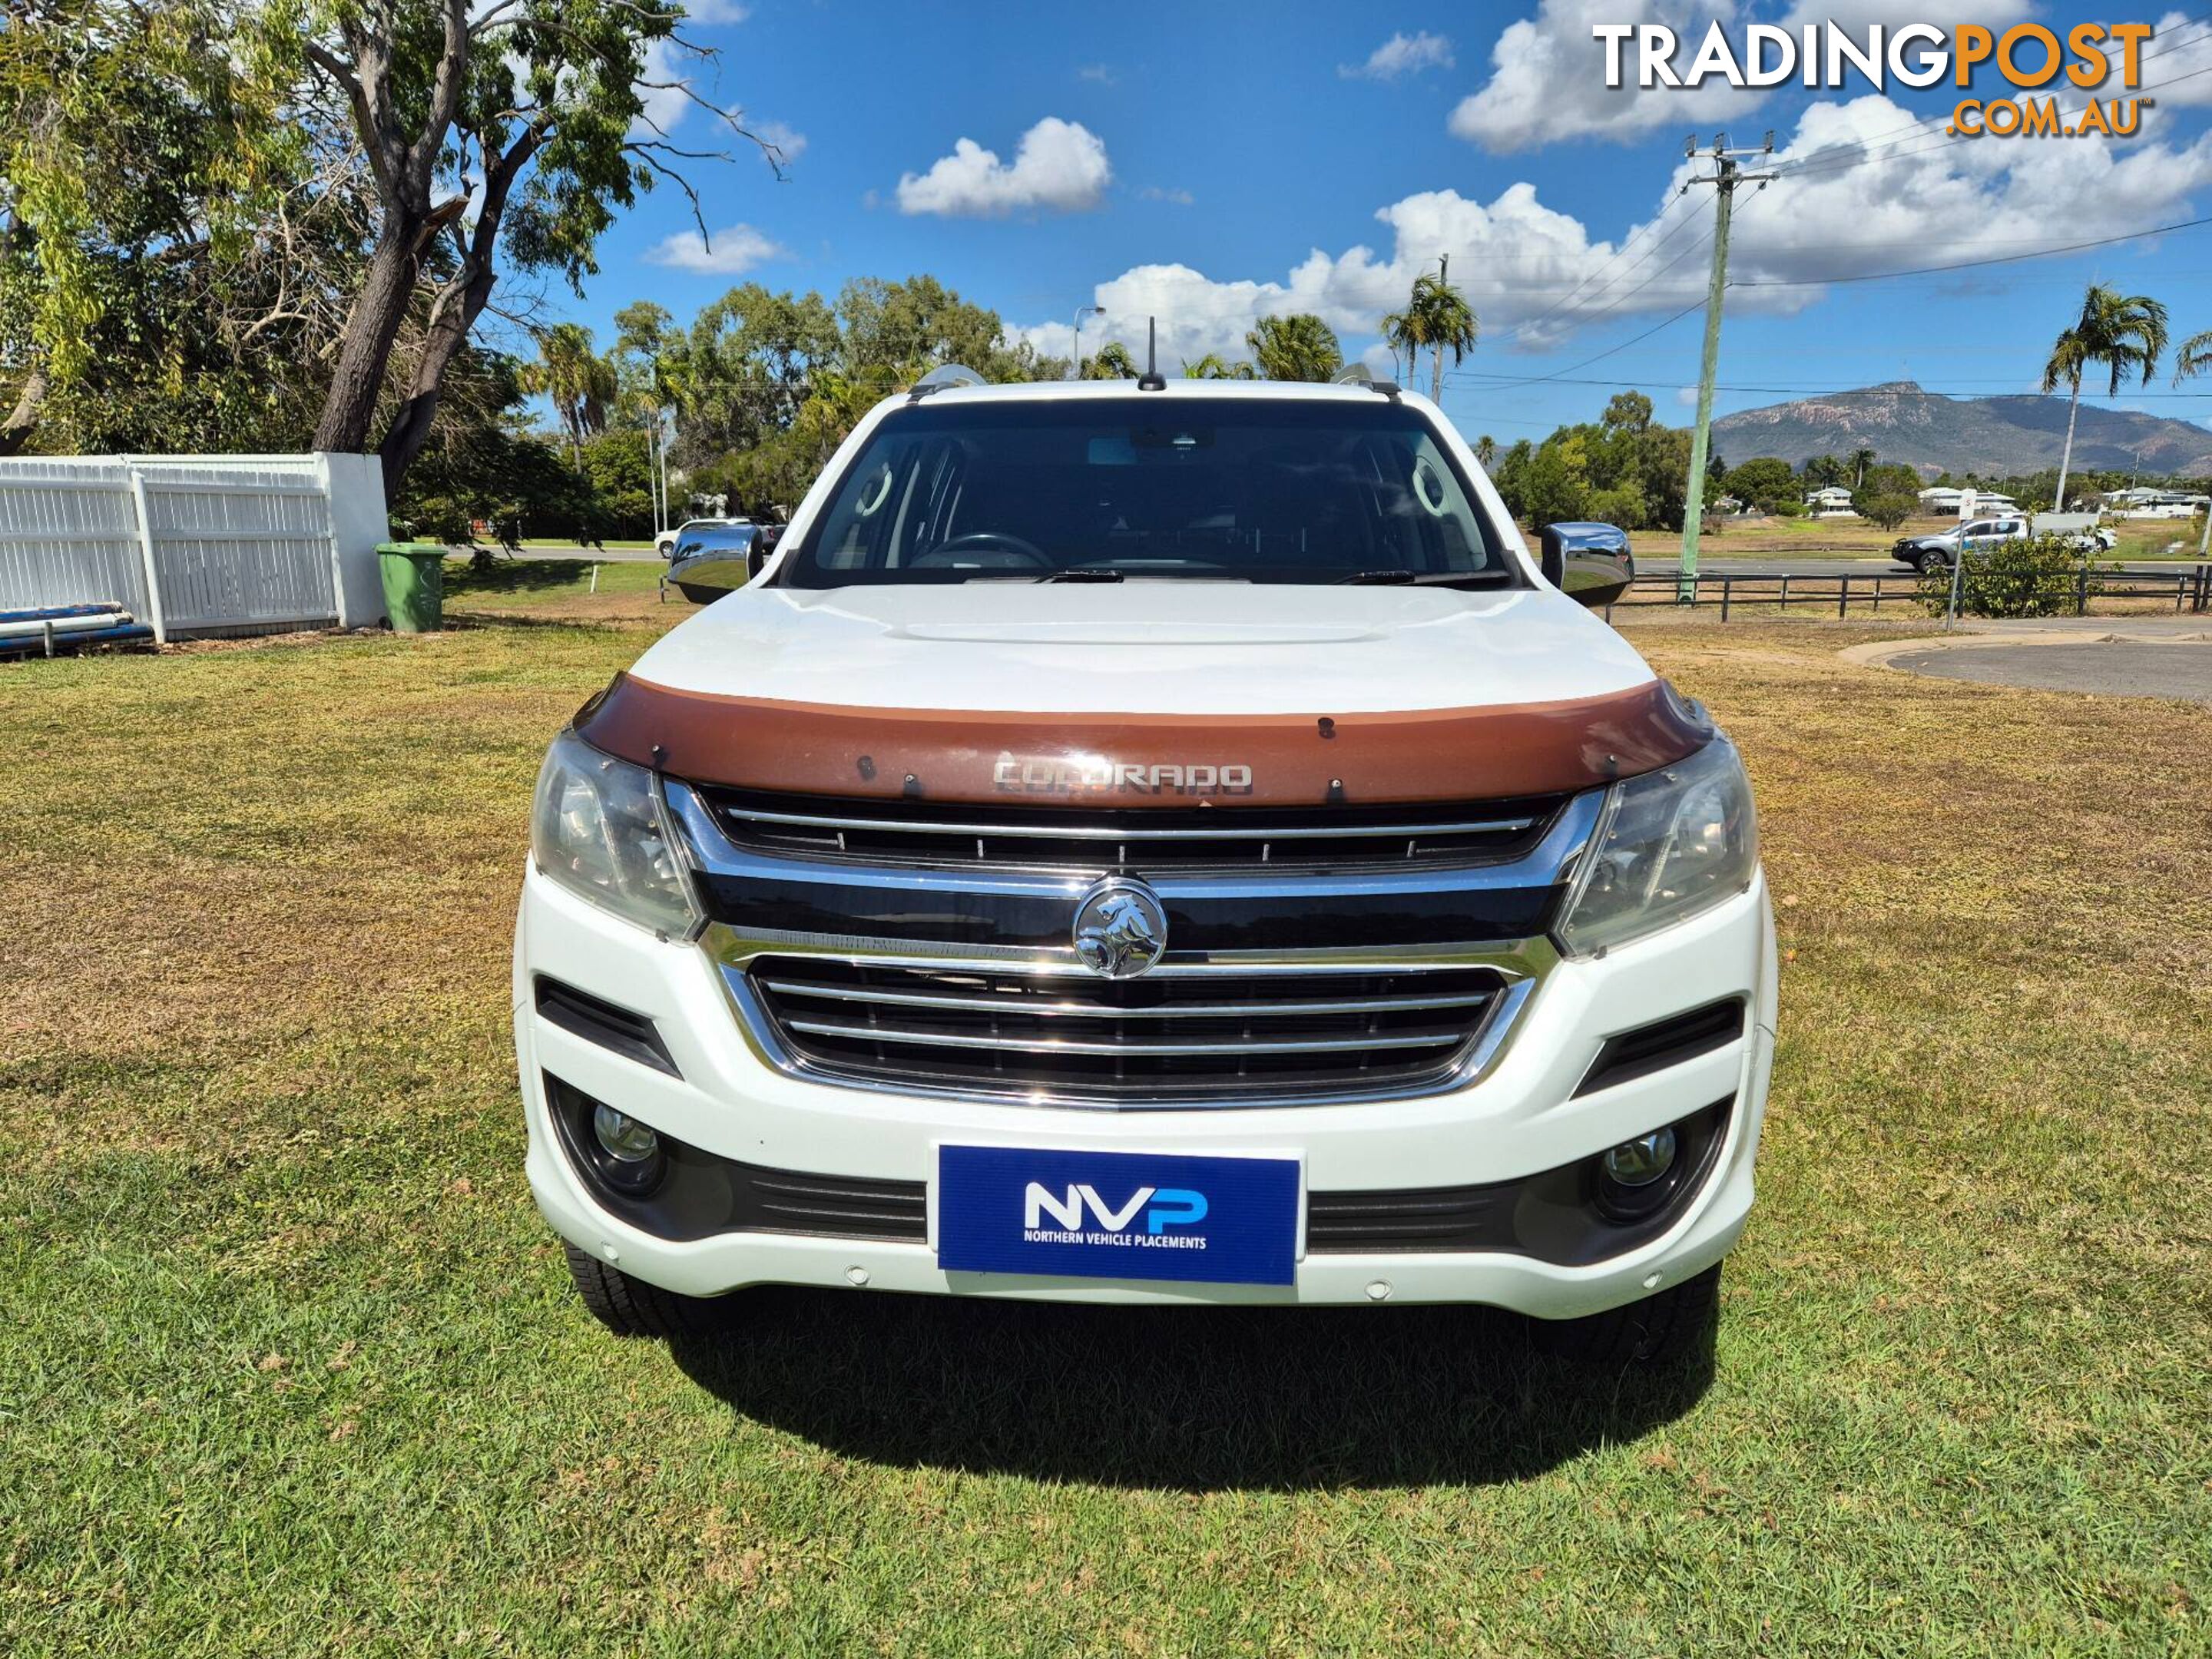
[518,375,1773,1368]
[654,516,749,560]
[1893,515,2115,571]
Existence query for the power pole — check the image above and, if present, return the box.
[1432,253,1449,404]
[1677,133,1774,603]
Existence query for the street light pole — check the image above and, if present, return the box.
[1071,304,1104,380]
[1677,132,1775,604]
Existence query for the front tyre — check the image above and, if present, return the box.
[1533,1264,1720,1368]
[563,1242,728,1339]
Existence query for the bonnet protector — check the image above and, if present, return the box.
[572,674,1714,807]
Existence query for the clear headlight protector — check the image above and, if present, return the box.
[1557,736,1758,958]
[530,728,701,938]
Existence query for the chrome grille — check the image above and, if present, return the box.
[744,956,1507,1104]
[700,788,1563,873]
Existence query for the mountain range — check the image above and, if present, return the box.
[1710,381,2212,479]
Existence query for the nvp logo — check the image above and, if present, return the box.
[1023,1182,1208,1238]
[938,1146,1296,1284]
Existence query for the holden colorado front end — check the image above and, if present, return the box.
[515,376,1776,1364]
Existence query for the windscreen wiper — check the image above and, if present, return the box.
[1036,567,1126,583]
[1334,569,1511,588]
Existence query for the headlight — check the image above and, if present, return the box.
[530,728,701,937]
[1556,736,1757,958]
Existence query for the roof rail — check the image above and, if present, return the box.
[909,363,985,401]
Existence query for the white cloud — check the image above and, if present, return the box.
[1078,63,1118,85]
[1720,94,2212,293]
[641,223,787,274]
[1010,91,2212,366]
[1340,31,1455,81]
[2150,11,2212,107]
[631,38,694,137]
[677,0,750,21]
[1141,186,1195,206]
[1676,385,1700,406]
[1447,0,2032,152]
[895,117,1111,217]
[753,118,807,164]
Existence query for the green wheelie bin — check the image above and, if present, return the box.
[377,541,448,634]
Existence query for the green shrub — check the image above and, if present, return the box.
[1919,534,2103,618]
[1857,491,1916,531]
[1772,499,1806,518]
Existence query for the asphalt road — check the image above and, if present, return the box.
[1889,643,2212,702]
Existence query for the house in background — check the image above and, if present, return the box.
[1919,486,2020,517]
[2094,486,2207,519]
[1803,485,1856,518]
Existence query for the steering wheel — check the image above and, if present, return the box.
[909,531,1051,570]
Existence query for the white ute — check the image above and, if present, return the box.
[516,374,1777,1365]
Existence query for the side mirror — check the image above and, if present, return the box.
[1538,522,1634,609]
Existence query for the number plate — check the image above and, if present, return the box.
[935,1146,1300,1286]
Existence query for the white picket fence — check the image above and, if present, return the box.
[0,452,391,641]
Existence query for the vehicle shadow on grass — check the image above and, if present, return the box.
[664,1290,1714,1492]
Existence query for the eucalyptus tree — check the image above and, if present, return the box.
[257,0,782,487]
[0,0,332,452]
[2041,283,2167,512]
[1245,313,1343,382]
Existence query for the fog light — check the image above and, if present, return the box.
[1601,1128,1677,1188]
[592,1103,660,1163]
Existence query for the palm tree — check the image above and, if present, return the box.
[1803,455,1845,488]
[1245,313,1343,382]
[1849,446,1876,489]
[525,323,618,467]
[1475,435,1496,469]
[2041,283,2168,512]
[1085,341,1138,380]
[1382,264,1479,402]
[1180,353,1257,380]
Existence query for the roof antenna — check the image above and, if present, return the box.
[1137,317,1167,391]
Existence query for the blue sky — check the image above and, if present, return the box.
[558,2,2212,448]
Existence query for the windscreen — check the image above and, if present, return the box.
[778,398,1517,588]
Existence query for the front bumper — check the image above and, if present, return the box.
[515,869,1777,1317]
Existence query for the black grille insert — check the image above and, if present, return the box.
[701,787,1565,873]
[747,956,1505,1103]
[1573,998,1746,1097]
[1309,1098,1734,1265]
[535,977,678,1076]
[543,1071,922,1242]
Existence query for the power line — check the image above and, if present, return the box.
[1729,214,2212,286]
[1773,58,2212,184]
[1463,299,1710,393]
[1446,368,2212,399]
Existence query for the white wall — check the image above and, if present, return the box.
[0,452,393,640]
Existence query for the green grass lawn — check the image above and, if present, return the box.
[2,606,2207,1654]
